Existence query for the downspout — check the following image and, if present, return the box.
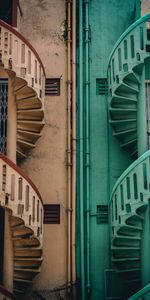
[72,0,76,285]
[79,0,85,299]
[85,0,90,295]
[67,0,72,287]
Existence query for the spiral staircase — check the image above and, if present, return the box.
[108,13,150,299]
[0,19,45,160]
[0,19,45,297]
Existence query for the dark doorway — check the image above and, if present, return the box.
[0,206,4,284]
[0,0,13,25]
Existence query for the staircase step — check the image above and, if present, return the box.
[17,109,44,121]
[116,83,139,94]
[14,278,32,284]
[111,95,137,104]
[16,149,27,159]
[14,238,40,248]
[17,120,44,132]
[117,268,140,273]
[17,138,35,149]
[117,224,142,236]
[110,119,136,125]
[14,248,42,258]
[112,257,140,262]
[14,257,43,268]
[123,72,141,85]
[14,83,27,94]
[113,128,136,137]
[121,138,137,148]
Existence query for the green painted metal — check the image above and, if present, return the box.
[110,150,150,296]
[108,13,150,66]
[76,1,142,299]
[128,284,150,300]
[108,14,150,157]
[110,150,150,200]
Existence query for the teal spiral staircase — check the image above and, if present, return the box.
[108,13,150,299]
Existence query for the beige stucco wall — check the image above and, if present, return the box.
[141,0,150,15]
[19,0,68,291]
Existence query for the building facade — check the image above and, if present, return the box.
[0,1,150,300]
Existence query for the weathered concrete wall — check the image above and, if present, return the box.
[141,0,150,15]
[19,0,68,291]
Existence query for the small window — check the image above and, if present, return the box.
[45,78,60,96]
[97,205,108,224]
[44,204,60,224]
[96,78,108,95]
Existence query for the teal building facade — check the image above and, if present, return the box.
[76,1,150,299]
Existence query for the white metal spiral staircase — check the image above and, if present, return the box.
[108,13,150,299]
[0,19,45,296]
[0,19,45,160]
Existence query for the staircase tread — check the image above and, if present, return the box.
[14,257,43,261]
[121,138,137,147]
[112,257,140,262]
[113,128,136,136]
[14,267,40,273]
[110,118,136,124]
[118,82,139,93]
[17,138,35,147]
[112,95,138,102]
[117,268,140,273]
[112,246,140,250]
[13,278,32,283]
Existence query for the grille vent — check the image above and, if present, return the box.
[97,205,108,224]
[96,78,108,95]
[44,204,60,224]
[45,78,60,96]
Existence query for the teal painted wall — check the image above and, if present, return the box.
[76,1,140,299]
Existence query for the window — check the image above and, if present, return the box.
[97,205,108,224]
[44,204,60,224]
[45,78,60,96]
[96,78,108,95]
[0,0,21,27]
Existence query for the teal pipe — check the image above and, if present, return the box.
[79,0,85,299]
[85,0,90,295]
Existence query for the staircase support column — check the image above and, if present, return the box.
[141,205,150,287]
[3,209,13,292]
[137,65,147,157]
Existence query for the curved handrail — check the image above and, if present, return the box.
[0,19,46,76]
[0,153,43,205]
[128,284,150,300]
[107,13,150,70]
[0,285,14,299]
[110,150,150,202]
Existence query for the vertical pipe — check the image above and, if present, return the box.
[72,0,77,284]
[137,65,147,157]
[67,0,72,287]
[85,0,90,294]
[79,0,85,299]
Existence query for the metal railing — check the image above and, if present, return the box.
[0,153,43,244]
[128,284,150,300]
[0,19,45,103]
[107,13,150,95]
[110,150,150,229]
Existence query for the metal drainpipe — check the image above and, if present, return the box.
[79,0,85,299]
[72,0,77,285]
[85,0,90,295]
[67,0,72,288]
